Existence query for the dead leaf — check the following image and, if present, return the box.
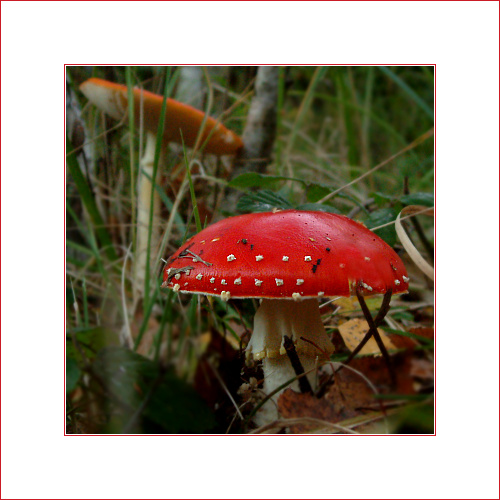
[338,318,396,355]
[334,296,382,316]
[408,326,434,341]
[409,358,434,380]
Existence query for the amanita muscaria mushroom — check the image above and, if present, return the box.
[161,209,409,424]
[79,77,243,291]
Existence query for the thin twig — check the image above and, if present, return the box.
[339,288,393,370]
[283,336,313,394]
[250,417,358,434]
[370,206,434,231]
[207,360,244,421]
[184,249,213,267]
[355,289,396,386]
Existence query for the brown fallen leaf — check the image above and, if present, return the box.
[408,326,434,341]
[277,362,381,433]
[409,357,434,381]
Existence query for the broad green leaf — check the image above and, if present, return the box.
[66,326,121,363]
[306,183,331,203]
[229,172,297,190]
[371,191,394,207]
[365,207,399,247]
[400,192,434,207]
[66,357,81,392]
[92,347,216,433]
[237,190,293,213]
[295,203,340,214]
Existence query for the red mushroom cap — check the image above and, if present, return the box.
[162,210,409,299]
[79,77,243,156]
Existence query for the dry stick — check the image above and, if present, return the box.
[283,335,313,394]
[250,417,358,435]
[317,128,434,205]
[355,288,396,387]
[338,288,393,370]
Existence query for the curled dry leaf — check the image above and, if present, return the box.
[395,205,434,280]
[338,318,396,355]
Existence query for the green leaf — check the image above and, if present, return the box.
[306,183,331,203]
[66,357,81,392]
[66,326,121,363]
[295,203,340,214]
[237,190,293,213]
[389,403,434,434]
[371,191,394,207]
[92,347,216,433]
[365,207,399,246]
[229,172,296,190]
[400,192,434,207]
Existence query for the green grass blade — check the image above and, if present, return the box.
[285,66,328,156]
[66,136,118,263]
[144,67,172,306]
[378,66,434,120]
[180,132,202,233]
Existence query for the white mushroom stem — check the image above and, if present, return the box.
[135,131,162,294]
[246,299,334,426]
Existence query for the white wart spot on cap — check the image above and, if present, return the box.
[282,256,289,262]
[221,279,227,285]
[317,291,325,297]
[364,256,371,262]
[275,279,284,286]
[304,256,312,262]
[234,277,242,285]
[173,284,180,292]
[339,263,346,269]
[362,282,373,292]
[174,273,181,280]
[211,238,220,242]
[196,274,203,280]
[220,291,231,302]
[255,279,263,287]
[209,277,215,284]
[292,292,302,301]
[227,254,236,262]
[403,275,410,283]
[255,255,264,261]
[296,279,304,285]
[394,279,401,285]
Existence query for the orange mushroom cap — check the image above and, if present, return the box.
[79,77,243,156]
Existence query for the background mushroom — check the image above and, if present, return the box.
[79,77,243,294]
[161,209,409,425]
